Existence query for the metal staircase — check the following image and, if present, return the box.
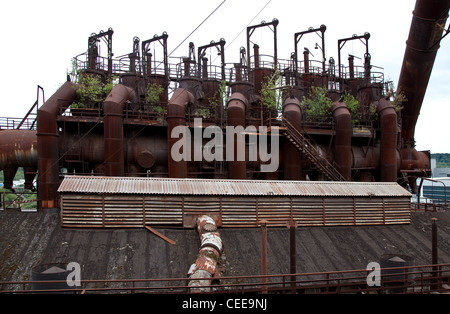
[282,117,346,181]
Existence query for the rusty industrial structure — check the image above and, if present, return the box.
[1,0,450,295]
[1,0,449,223]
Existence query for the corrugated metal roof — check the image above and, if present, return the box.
[58,175,412,197]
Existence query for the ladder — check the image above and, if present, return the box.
[282,117,346,181]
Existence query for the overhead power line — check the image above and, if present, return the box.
[225,0,272,51]
[168,0,227,57]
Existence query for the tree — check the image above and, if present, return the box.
[300,86,333,121]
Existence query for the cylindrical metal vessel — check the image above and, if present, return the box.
[282,96,303,180]
[167,88,195,178]
[226,92,248,179]
[331,101,352,180]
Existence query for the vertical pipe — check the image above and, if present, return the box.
[287,218,297,293]
[348,55,355,79]
[226,92,248,179]
[364,53,371,82]
[37,81,76,211]
[103,84,135,177]
[432,217,438,291]
[253,44,260,69]
[331,101,352,180]
[183,58,191,77]
[432,217,438,265]
[2,167,18,190]
[260,219,268,293]
[202,57,208,79]
[282,97,303,180]
[303,49,310,74]
[376,98,398,182]
[167,88,195,178]
[146,53,152,77]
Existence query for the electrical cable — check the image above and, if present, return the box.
[168,0,227,58]
[211,0,272,64]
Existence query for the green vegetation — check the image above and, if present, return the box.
[0,167,25,183]
[385,86,407,112]
[0,188,37,210]
[261,70,284,112]
[0,168,37,210]
[72,73,115,108]
[146,82,166,117]
[146,82,165,104]
[260,69,294,115]
[70,58,116,108]
[300,86,333,121]
[342,92,360,124]
[431,153,450,168]
[370,86,407,119]
[209,80,228,109]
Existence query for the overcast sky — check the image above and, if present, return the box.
[1,0,449,153]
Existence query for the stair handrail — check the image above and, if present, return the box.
[282,117,345,181]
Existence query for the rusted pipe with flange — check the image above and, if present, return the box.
[103,84,136,177]
[331,100,352,180]
[376,98,398,182]
[167,88,195,178]
[226,92,248,179]
[282,96,303,180]
[37,81,76,211]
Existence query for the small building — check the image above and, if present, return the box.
[58,176,412,228]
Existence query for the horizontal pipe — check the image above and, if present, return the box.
[0,130,37,170]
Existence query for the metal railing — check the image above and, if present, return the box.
[1,263,449,294]
[282,117,345,181]
[0,117,36,130]
[412,202,450,212]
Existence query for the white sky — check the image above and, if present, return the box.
[1,0,449,152]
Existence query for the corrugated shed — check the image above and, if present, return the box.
[58,175,411,197]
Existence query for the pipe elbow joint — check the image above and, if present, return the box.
[167,88,195,117]
[227,92,248,111]
[227,92,248,126]
[376,98,396,117]
[103,84,136,114]
[331,100,351,118]
[282,96,301,112]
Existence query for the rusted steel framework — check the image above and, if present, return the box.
[294,25,327,74]
[0,0,448,215]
